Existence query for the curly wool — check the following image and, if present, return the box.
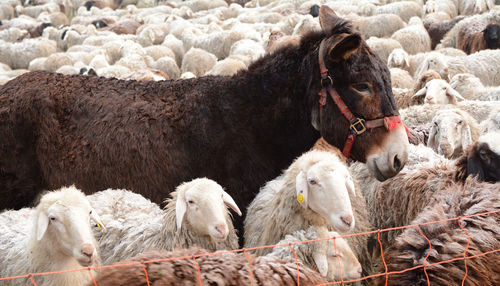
[89,247,325,286]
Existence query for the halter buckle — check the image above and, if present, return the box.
[320,75,334,87]
[350,118,366,135]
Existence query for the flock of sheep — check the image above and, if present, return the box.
[0,0,499,285]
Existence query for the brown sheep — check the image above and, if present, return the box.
[88,247,325,285]
[374,179,500,286]
[411,69,442,103]
[0,7,409,244]
[458,21,500,54]
[424,16,466,49]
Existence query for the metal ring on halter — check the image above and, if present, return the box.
[320,75,334,87]
[349,118,366,135]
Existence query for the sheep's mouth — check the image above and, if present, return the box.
[77,257,94,267]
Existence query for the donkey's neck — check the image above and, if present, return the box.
[223,44,321,157]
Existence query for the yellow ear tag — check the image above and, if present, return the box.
[466,175,472,181]
[96,222,102,229]
[297,193,305,204]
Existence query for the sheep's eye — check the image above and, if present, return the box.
[49,216,56,222]
[457,120,463,125]
[89,210,92,215]
[187,200,195,204]
[352,83,371,93]
[308,179,317,185]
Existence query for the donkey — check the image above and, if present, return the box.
[0,6,409,238]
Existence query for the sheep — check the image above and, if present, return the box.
[350,14,406,39]
[206,57,247,76]
[180,47,217,77]
[449,73,500,101]
[427,109,481,158]
[0,186,103,286]
[439,9,500,48]
[352,133,500,249]
[392,87,413,109]
[153,56,181,80]
[412,78,465,104]
[88,247,326,285]
[228,38,265,65]
[423,0,458,18]
[191,30,244,60]
[0,3,14,21]
[424,16,466,49]
[0,27,29,42]
[458,21,500,54]
[87,178,241,266]
[455,131,500,183]
[161,34,185,67]
[267,226,362,282]
[390,67,415,90]
[412,69,442,101]
[480,106,500,133]
[400,100,499,128]
[458,0,495,15]
[244,150,356,256]
[265,31,300,54]
[374,179,500,286]
[373,1,423,23]
[387,48,410,70]
[366,37,403,65]
[0,37,56,69]
[391,17,432,55]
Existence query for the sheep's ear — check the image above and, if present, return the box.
[37,213,49,241]
[404,54,410,68]
[328,33,362,62]
[312,251,328,277]
[90,207,106,231]
[467,153,485,181]
[412,87,427,99]
[221,189,242,216]
[345,174,356,197]
[427,125,438,150]
[461,124,473,151]
[319,5,338,32]
[446,87,465,102]
[175,193,187,231]
[295,171,309,209]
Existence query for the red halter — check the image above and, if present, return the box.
[318,59,404,159]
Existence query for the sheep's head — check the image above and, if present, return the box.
[175,178,241,241]
[413,79,464,104]
[387,48,409,69]
[428,109,478,158]
[34,186,103,267]
[449,73,483,99]
[295,151,356,232]
[483,23,500,50]
[313,231,362,281]
[456,132,500,183]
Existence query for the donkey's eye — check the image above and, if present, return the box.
[352,83,371,93]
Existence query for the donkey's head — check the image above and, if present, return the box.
[308,6,409,181]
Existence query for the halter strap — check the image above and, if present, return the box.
[317,40,404,158]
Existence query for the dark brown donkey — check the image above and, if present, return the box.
[0,6,408,239]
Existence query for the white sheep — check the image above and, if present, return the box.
[423,0,458,18]
[0,186,104,286]
[87,178,241,266]
[391,17,432,55]
[153,56,180,80]
[0,38,56,69]
[244,150,356,256]
[267,226,362,282]
[192,30,245,60]
[373,1,423,23]
[181,47,217,77]
[206,57,247,76]
[390,67,415,90]
[457,0,495,15]
[349,14,406,39]
[366,37,403,65]
[449,73,500,101]
[161,34,185,67]
[400,100,500,128]
[413,78,465,104]
[229,38,265,66]
[480,106,500,133]
[427,109,481,158]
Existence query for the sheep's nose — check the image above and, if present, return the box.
[81,244,95,258]
[340,215,353,227]
[214,223,228,238]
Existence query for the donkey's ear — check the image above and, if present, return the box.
[466,152,485,181]
[319,6,338,32]
[328,33,362,62]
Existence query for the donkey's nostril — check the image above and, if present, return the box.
[393,154,401,171]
